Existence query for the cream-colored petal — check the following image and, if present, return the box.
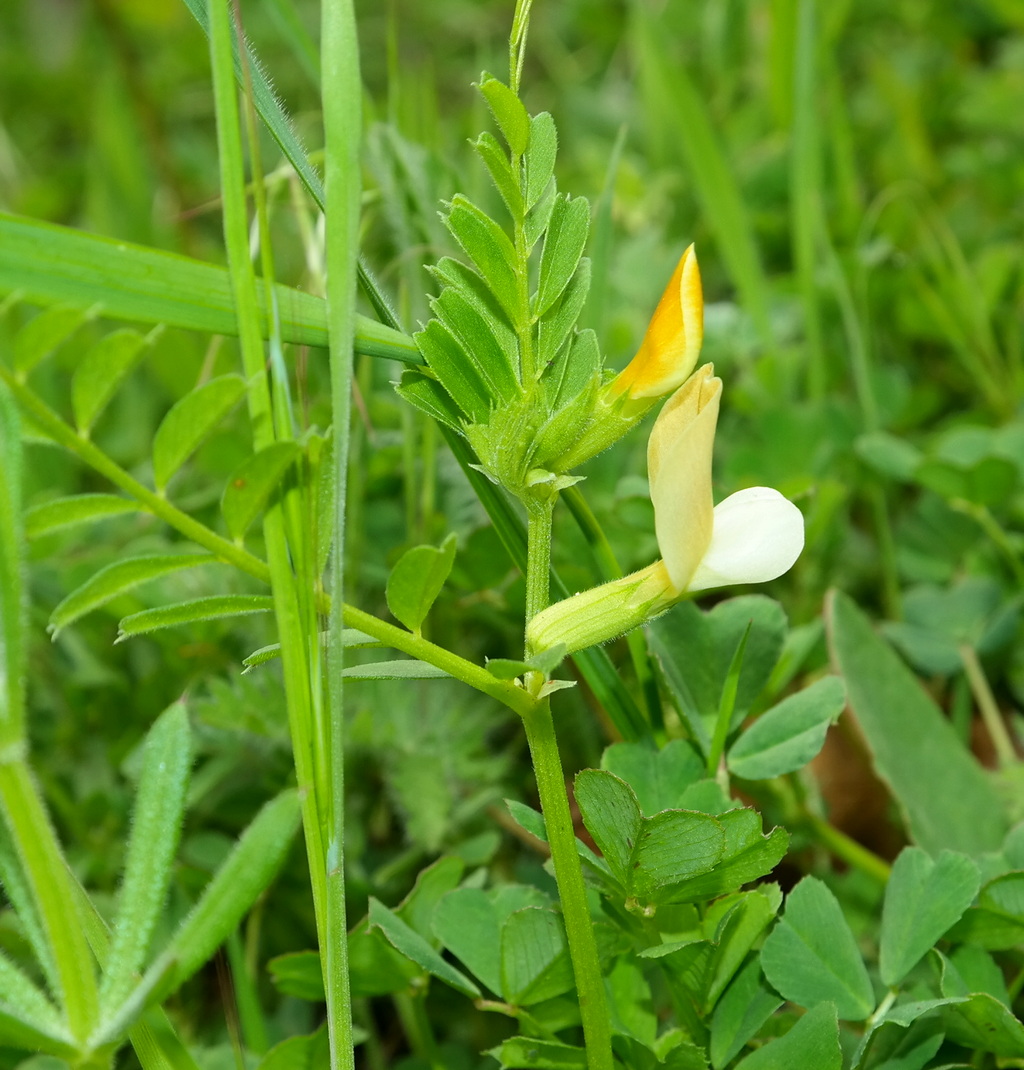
[686,487,805,592]
[647,365,721,593]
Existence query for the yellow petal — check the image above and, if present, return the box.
[647,363,721,593]
[610,244,704,400]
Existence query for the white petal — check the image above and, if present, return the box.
[686,487,804,592]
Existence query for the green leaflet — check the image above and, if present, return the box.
[13,304,90,378]
[385,534,457,635]
[500,908,575,1005]
[760,876,873,1022]
[48,553,219,637]
[25,494,141,538]
[477,73,530,156]
[116,596,275,642]
[443,196,521,325]
[879,846,980,986]
[221,442,301,542]
[152,374,246,491]
[72,328,150,433]
[727,675,846,781]
[732,1002,840,1070]
[368,899,480,998]
[536,194,590,317]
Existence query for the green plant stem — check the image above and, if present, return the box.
[804,813,891,884]
[521,496,613,1070]
[520,699,613,1070]
[321,0,361,1063]
[208,0,329,981]
[959,644,1017,770]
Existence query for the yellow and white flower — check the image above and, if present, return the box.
[528,364,804,654]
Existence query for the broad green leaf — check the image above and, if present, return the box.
[13,304,88,377]
[221,442,300,541]
[650,597,787,756]
[71,328,149,432]
[879,846,980,986]
[25,494,140,538]
[486,1037,586,1070]
[414,320,491,422]
[947,946,1011,1006]
[500,908,574,1005]
[267,951,325,1001]
[385,534,457,634]
[536,194,590,317]
[827,589,1007,855]
[524,177,557,250]
[433,889,502,995]
[48,554,218,637]
[341,660,450,680]
[116,595,275,641]
[431,287,520,401]
[0,212,419,363]
[0,385,26,741]
[727,676,846,781]
[368,899,480,998]
[733,1001,840,1070]
[760,876,873,1021]
[474,131,524,219]
[477,74,529,156]
[443,196,520,324]
[152,375,246,491]
[526,112,558,209]
[947,872,1024,949]
[942,992,1024,1057]
[255,1026,331,1070]
[601,740,705,816]
[855,430,923,481]
[852,1015,944,1070]
[709,959,782,1069]
[100,702,191,1014]
[574,770,725,904]
[663,811,788,904]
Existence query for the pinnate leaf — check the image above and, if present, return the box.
[443,196,520,324]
